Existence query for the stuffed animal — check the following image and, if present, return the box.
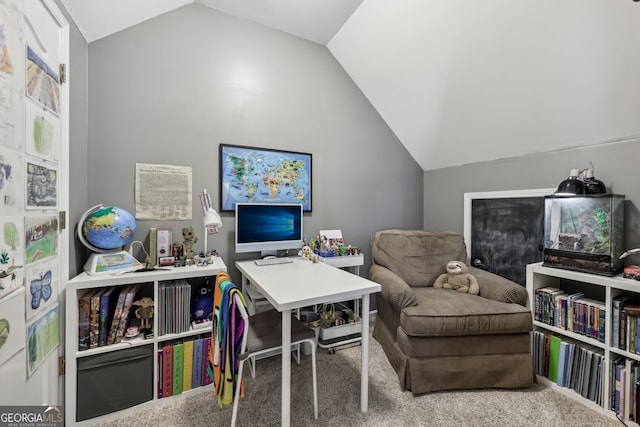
[433,260,479,295]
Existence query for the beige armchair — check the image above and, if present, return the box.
[370,229,534,394]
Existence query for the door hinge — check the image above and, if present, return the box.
[59,211,66,231]
[58,356,65,376]
[59,63,66,84]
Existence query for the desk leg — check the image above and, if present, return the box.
[282,309,292,426]
[361,294,370,412]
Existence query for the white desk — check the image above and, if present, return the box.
[235,257,381,426]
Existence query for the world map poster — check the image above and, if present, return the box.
[219,144,312,211]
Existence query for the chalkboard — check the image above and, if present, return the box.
[463,189,555,286]
[470,197,546,285]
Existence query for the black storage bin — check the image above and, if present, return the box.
[77,345,153,421]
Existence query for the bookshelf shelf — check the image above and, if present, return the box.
[527,262,640,426]
[64,258,226,426]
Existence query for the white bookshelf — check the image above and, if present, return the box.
[526,262,640,426]
[64,258,226,426]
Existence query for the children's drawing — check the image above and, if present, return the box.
[0,214,24,299]
[26,45,58,116]
[26,303,59,377]
[24,214,57,264]
[0,147,23,212]
[26,158,57,208]
[25,258,57,320]
[25,100,58,161]
[0,5,25,151]
[0,287,26,368]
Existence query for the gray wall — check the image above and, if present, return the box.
[84,4,423,284]
[423,138,640,260]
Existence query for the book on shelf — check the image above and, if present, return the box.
[192,338,203,388]
[162,344,173,398]
[107,285,132,346]
[172,342,184,396]
[114,284,141,344]
[202,336,212,386]
[157,348,163,399]
[547,335,562,383]
[556,341,569,387]
[98,286,117,347]
[183,339,194,392]
[613,294,633,349]
[89,288,106,349]
[78,289,94,351]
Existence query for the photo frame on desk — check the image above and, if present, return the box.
[219,143,312,212]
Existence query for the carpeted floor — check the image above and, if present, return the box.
[94,330,621,427]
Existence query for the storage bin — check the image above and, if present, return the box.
[76,345,153,421]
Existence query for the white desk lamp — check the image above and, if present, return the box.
[203,207,223,255]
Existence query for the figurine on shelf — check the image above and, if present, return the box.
[182,226,198,261]
[133,296,154,331]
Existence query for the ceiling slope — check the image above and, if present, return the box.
[329,0,640,171]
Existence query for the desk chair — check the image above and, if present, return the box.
[231,306,318,426]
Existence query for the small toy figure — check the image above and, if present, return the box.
[182,226,198,261]
[302,245,312,260]
[133,296,154,331]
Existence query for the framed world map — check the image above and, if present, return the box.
[219,144,312,212]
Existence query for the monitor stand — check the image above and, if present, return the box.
[260,250,277,258]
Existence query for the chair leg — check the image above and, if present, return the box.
[231,359,245,427]
[310,339,318,419]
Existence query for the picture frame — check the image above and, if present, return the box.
[219,143,312,212]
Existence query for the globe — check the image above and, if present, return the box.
[78,205,137,252]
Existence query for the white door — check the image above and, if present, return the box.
[0,0,69,410]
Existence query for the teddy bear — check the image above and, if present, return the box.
[433,260,479,295]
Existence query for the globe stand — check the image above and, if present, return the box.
[83,251,142,276]
[78,204,142,276]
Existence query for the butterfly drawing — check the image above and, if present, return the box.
[30,270,52,309]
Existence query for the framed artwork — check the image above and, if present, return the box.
[463,188,555,286]
[219,143,312,212]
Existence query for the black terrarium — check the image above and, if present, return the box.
[543,194,625,276]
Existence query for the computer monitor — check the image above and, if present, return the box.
[235,203,304,256]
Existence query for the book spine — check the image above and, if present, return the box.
[158,348,163,399]
[183,339,194,392]
[202,336,212,386]
[78,290,92,351]
[89,290,102,349]
[192,338,203,388]
[172,343,184,395]
[98,288,113,347]
[115,284,141,344]
[149,227,157,266]
[107,286,130,346]
[162,344,173,398]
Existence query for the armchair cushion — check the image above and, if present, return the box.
[401,287,532,337]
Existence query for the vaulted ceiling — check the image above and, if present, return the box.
[60,0,640,171]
